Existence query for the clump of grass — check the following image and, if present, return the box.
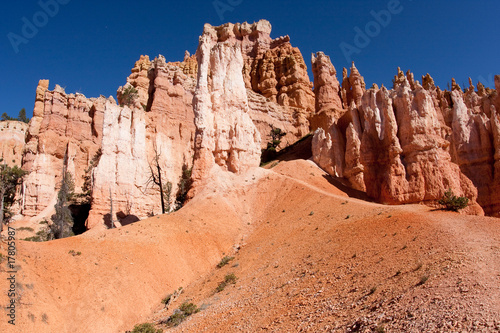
[216,273,238,293]
[17,227,34,232]
[161,294,172,306]
[163,302,200,327]
[368,286,377,295]
[217,256,235,268]
[309,211,314,216]
[68,250,81,256]
[130,322,162,333]
[345,215,351,219]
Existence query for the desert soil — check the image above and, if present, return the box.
[1,159,500,332]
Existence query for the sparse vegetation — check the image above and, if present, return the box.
[163,302,199,327]
[120,85,139,107]
[68,250,81,256]
[0,161,28,231]
[260,125,287,164]
[80,148,102,203]
[216,273,238,293]
[17,227,34,232]
[130,322,162,333]
[438,189,469,212]
[1,109,29,123]
[51,170,75,239]
[175,164,193,209]
[161,294,172,306]
[217,256,235,268]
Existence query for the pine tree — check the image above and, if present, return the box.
[50,171,75,239]
[18,108,29,123]
[50,148,75,239]
[0,161,27,232]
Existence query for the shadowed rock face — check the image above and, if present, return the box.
[313,60,499,216]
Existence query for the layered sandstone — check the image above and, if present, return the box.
[21,81,104,217]
[444,75,500,216]
[88,55,197,227]
[203,20,314,146]
[22,55,198,227]
[0,120,28,166]
[190,23,262,191]
[313,63,482,213]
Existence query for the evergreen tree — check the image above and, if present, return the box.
[0,161,27,232]
[1,113,14,121]
[18,108,29,123]
[50,171,75,239]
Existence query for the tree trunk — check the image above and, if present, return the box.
[157,163,165,214]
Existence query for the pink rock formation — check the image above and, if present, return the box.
[0,121,28,166]
[313,63,482,212]
[87,55,197,227]
[341,62,366,109]
[310,52,344,130]
[445,75,500,216]
[22,56,197,227]
[21,81,104,217]
[215,20,314,144]
[190,22,262,191]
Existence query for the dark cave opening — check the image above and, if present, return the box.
[69,204,90,235]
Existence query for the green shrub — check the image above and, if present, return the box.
[163,302,199,327]
[17,227,34,232]
[217,256,234,268]
[130,322,162,333]
[120,85,139,107]
[438,189,469,211]
[216,273,238,293]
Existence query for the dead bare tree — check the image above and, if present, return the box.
[146,143,168,214]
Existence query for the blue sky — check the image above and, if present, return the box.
[1,0,499,119]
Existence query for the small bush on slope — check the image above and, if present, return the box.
[438,189,469,212]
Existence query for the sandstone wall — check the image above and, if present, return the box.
[0,120,28,167]
[21,80,104,217]
[190,22,262,192]
[311,60,497,215]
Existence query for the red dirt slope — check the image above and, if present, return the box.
[1,159,500,332]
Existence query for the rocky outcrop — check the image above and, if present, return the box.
[190,23,262,191]
[87,55,197,227]
[444,75,500,216]
[313,63,482,213]
[0,121,28,166]
[204,20,314,146]
[22,55,198,227]
[310,52,344,130]
[21,81,104,217]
